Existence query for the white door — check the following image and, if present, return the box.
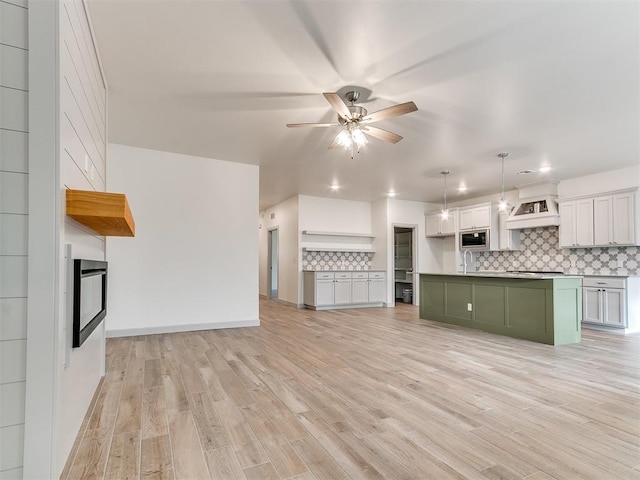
[559,202,576,247]
[316,280,334,306]
[583,287,603,324]
[603,289,625,327]
[575,199,594,246]
[612,193,635,245]
[352,278,369,303]
[334,279,352,305]
[368,279,385,303]
[593,196,613,246]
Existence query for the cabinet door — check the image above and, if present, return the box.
[582,287,603,324]
[612,192,635,245]
[593,196,613,246]
[459,209,474,230]
[575,199,594,246]
[603,289,625,327]
[559,202,576,247]
[334,279,352,305]
[472,206,491,229]
[352,278,369,303]
[316,280,334,306]
[425,214,442,237]
[441,214,456,235]
[368,279,385,303]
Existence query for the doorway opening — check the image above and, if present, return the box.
[393,226,416,305]
[267,228,278,300]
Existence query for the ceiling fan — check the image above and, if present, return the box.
[286,90,418,154]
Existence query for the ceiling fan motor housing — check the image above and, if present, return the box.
[339,105,368,124]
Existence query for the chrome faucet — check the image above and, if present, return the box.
[463,250,473,274]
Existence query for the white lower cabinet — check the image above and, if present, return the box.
[582,277,628,328]
[303,271,386,310]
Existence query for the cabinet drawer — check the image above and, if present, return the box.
[583,277,626,289]
[316,272,334,280]
[352,272,368,279]
[335,272,352,279]
[369,271,385,279]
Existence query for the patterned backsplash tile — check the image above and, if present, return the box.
[302,251,374,271]
[476,226,639,276]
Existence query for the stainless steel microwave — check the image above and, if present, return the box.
[460,229,490,251]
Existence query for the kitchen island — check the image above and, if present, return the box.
[419,272,582,345]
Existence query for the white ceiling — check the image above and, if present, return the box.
[87,0,639,210]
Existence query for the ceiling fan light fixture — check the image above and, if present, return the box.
[351,127,368,148]
[497,152,509,212]
[440,170,450,220]
[335,129,352,148]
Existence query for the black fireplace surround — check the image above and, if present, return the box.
[73,259,107,348]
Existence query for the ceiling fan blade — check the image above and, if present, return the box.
[323,92,352,120]
[362,126,403,144]
[362,101,418,123]
[286,122,342,128]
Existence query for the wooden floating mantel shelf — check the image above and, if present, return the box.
[66,189,135,237]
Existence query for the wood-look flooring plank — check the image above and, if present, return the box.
[62,300,640,480]
[290,436,349,480]
[105,430,140,480]
[167,410,211,480]
[188,391,231,450]
[204,446,246,480]
[144,359,163,388]
[243,462,281,480]
[240,403,308,478]
[214,398,270,469]
[140,434,173,480]
[142,386,169,440]
[114,383,143,434]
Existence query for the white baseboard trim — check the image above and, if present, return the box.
[106,319,260,338]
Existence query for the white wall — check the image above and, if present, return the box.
[259,196,298,305]
[54,0,109,473]
[106,144,259,336]
[298,195,372,234]
[0,1,28,477]
[559,166,640,198]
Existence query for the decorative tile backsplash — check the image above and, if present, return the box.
[476,226,639,276]
[302,251,374,271]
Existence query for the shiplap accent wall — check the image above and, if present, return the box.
[55,0,108,474]
[0,0,28,477]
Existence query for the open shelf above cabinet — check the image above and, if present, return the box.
[301,230,375,254]
[301,230,375,238]
[302,247,375,253]
[66,189,136,237]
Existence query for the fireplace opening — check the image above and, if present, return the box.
[73,259,107,347]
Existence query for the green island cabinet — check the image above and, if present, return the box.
[419,274,582,345]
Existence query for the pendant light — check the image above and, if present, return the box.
[497,152,508,211]
[440,170,450,219]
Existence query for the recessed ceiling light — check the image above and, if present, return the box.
[388,190,397,197]
[539,165,551,173]
[516,169,536,175]
[458,185,468,192]
[330,184,340,191]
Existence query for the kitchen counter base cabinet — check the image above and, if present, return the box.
[419,274,582,345]
[303,271,386,310]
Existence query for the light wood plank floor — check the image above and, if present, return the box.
[62,299,640,480]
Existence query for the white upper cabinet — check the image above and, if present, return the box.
[459,205,491,230]
[425,210,456,237]
[611,192,636,245]
[559,189,638,248]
